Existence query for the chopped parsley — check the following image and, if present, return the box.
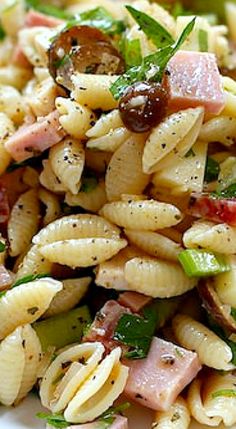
[0,242,6,253]
[113,307,157,359]
[0,24,6,41]
[80,174,98,193]
[98,402,130,428]
[120,37,142,69]
[36,412,68,429]
[12,273,50,289]
[212,389,236,398]
[204,157,220,183]
[25,0,72,20]
[212,183,236,199]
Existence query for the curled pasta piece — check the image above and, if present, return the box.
[33,214,120,245]
[38,188,61,226]
[172,314,234,370]
[100,199,183,230]
[38,238,127,268]
[28,77,59,118]
[56,97,96,139]
[0,37,14,67]
[105,134,150,201]
[64,347,129,423]
[8,188,40,257]
[43,277,91,318]
[0,0,25,37]
[125,229,183,262]
[49,138,85,195]
[86,110,123,139]
[199,116,236,146]
[85,149,112,173]
[0,112,14,175]
[87,127,131,153]
[0,65,32,90]
[71,73,118,111]
[0,277,62,339]
[65,181,107,213]
[15,244,53,280]
[0,84,25,124]
[124,257,196,298]
[188,372,236,427]
[0,324,41,406]
[152,397,190,429]
[214,255,236,307]
[39,160,68,194]
[40,342,105,413]
[142,107,204,174]
[183,221,236,254]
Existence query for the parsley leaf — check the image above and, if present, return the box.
[80,174,98,193]
[68,7,125,36]
[25,0,72,20]
[121,38,142,69]
[198,29,208,52]
[110,17,196,99]
[36,412,68,429]
[212,183,236,199]
[99,402,130,428]
[0,242,6,253]
[204,157,220,183]
[113,307,157,359]
[12,273,50,289]
[231,307,236,320]
[126,5,174,48]
[0,24,6,41]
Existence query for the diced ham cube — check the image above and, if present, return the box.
[164,51,225,115]
[124,337,201,411]
[5,110,66,161]
[0,185,10,225]
[189,193,236,226]
[0,265,13,291]
[66,416,128,429]
[25,10,63,28]
[83,300,130,353]
[118,292,152,313]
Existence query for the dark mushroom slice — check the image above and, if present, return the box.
[48,25,125,90]
[198,279,236,333]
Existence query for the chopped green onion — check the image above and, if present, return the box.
[212,389,236,399]
[110,17,196,99]
[198,29,208,52]
[125,5,174,48]
[204,157,220,183]
[113,307,157,359]
[33,306,91,351]
[36,412,68,428]
[178,249,230,277]
[12,273,50,289]
[0,242,6,253]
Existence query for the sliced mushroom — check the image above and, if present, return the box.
[198,279,236,333]
[48,25,125,90]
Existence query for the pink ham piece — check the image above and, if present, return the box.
[25,10,64,28]
[67,416,128,429]
[83,300,130,353]
[124,336,201,411]
[164,51,225,115]
[188,193,236,226]
[0,265,13,291]
[5,110,66,161]
[118,292,152,313]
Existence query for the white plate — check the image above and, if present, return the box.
[0,394,229,428]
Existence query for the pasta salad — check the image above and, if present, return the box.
[1,0,236,428]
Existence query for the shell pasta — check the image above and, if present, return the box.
[1,0,236,427]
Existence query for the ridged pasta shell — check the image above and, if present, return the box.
[43,277,91,318]
[64,347,129,423]
[172,314,234,370]
[105,134,150,201]
[153,396,190,429]
[65,181,107,213]
[87,127,131,152]
[0,112,14,175]
[214,256,236,307]
[0,326,25,406]
[33,214,120,245]
[124,257,196,298]
[86,110,123,139]
[15,244,53,280]
[142,107,204,174]
[8,188,40,257]
[0,278,62,339]
[38,238,127,268]
[14,324,42,404]
[100,200,183,230]
[187,378,220,426]
[40,342,105,412]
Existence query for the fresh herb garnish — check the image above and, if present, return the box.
[212,183,236,199]
[231,308,236,320]
[12,273,50,289]
[198,29,208,52]
[25,0,72,20]
[36,412,68,428]
[204,157,220,183]
[171,2,194,17]
[0,242,6,253]
[212,389,236,398]
[67,7,125,36]
[0,24,6,41]
[54,53,71,70]
[98,403,130,428]
[80,175,98,193]
[113,307,157,359]
[6,152,46,173]
[125,5,174,48]
[0,290,6,299]
[121,38,142,69]
[178,249,230,277]
[110,17,196,99]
